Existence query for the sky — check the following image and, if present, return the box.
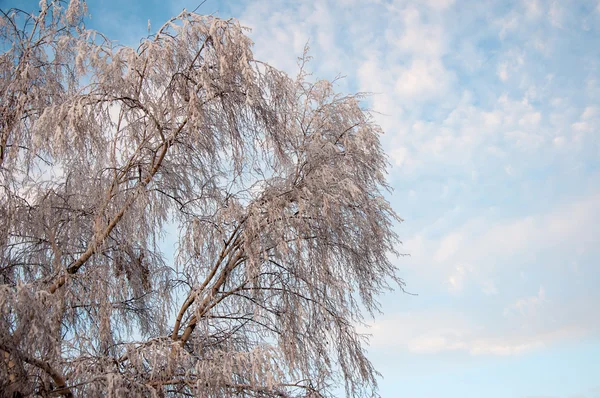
[5,0,600,397]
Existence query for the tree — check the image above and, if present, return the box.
[0,1,402,396]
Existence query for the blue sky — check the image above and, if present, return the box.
[8,0,600,396]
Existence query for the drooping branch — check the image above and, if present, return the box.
[171,221,244,340]
[47,118,188,294]
[0,345,73,398]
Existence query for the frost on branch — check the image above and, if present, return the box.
[0,1,403,397]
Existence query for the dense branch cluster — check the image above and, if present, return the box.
[0,1,402,397]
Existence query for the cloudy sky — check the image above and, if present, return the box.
[9,0,600,396]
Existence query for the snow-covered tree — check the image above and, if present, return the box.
[0,1,402,396]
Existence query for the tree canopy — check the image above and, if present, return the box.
[0,1,402,396]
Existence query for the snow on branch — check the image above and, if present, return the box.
[0,1,402,397]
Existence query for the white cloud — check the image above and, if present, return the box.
[504,286,546,317]
[498,63,509,81]
[434,232,464,263]
[394,58,452,100]
[518,111,542,127]
[573,117,594,133]
[400,191,600,318]
[384,92,563,175]
[497,12,521,40]
[470,194,600,265]
[495,50,525,83]
[422,0,455,11]
[570,105,599,148]
[523,0,543,18]
[553,136,565,147]
[409,334,545,356]
[548,1,564,28]
[582,106,597,120]
[445,265,467,293]
[390,146,409,167]
[360,309,589,357]
[481,280,498,296]
[504,129,545,149]
[373,189,600,359]
[386,6,446,58]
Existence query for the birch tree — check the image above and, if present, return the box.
[0,1,402,396]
